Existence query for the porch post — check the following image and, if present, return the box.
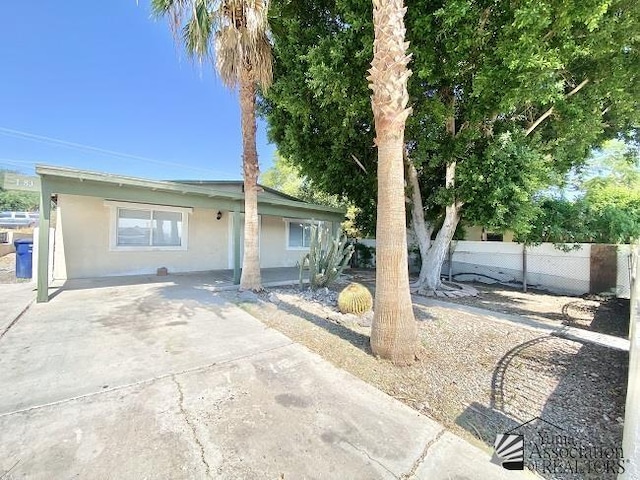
[36,181,52,303]
[232,210,241,284]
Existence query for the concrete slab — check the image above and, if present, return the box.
[0,344,531,480]
[0,279,290,414]
[413,431,538,479]
[0,282,35,335]
[0,277,534,479]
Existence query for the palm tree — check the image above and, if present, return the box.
[152,0,272,291]
[366,0,417,365]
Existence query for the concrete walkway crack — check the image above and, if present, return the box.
[0,298,34,340]
[400,428,446,479]
[0,342,292,418]
[343,440,398,478]
[172,374,212,479]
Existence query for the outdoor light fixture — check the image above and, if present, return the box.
[216,211,222,220]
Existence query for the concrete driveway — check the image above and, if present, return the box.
[0,277,531,479]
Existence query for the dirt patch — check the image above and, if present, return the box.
[0,253,28,284]
[348,270,630,338]
[231,281,628,480]
[436,282,630,338]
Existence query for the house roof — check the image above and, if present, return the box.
[35,165,345,222]
[174,180,306,203]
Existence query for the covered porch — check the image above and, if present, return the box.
[46,267,303,299]
[35,165,345,302]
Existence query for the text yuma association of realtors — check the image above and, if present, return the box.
[528,430,626,475]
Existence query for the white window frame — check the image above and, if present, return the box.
[284,218,320,251]
[105,200,192,252]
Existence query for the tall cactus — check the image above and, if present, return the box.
[299,224,354,289]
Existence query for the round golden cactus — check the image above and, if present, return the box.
[338,283,373,315]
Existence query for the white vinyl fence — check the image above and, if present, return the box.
[446,241,632,298]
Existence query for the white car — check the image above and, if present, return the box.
[0,211,39,229]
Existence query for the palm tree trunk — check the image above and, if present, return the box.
[239,67,262,291]
[368,0,417,365]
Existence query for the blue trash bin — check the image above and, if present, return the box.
[14,238,34,279]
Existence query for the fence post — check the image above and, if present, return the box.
[620,244,639,479]
[522,245,528,293]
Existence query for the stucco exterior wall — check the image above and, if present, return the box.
[463,225,515,242]
[53,195,317,279]
[259,215,309,268]
[54,194,230,279]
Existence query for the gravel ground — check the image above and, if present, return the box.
[0,253,24,284]
[233,280,629,480]
[439,282,630,338]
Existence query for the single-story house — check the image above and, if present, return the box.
[35,165,345,302]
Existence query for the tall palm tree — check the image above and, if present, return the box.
[152,0,272,291]
[367,0,417,365]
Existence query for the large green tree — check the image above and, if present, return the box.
[518,140,640,244]
[262,0,640,292]
[153,0,273,291]
[261,153,343,206]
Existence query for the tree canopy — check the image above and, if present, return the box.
[262,0,639,235]
[0,190,39,212]
[260,153,344,207]
[0,170,39,212]
[260,153,362,236]
[517,140,640,244]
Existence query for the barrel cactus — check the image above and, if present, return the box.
[338,283,373,315]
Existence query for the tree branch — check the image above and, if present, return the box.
[525,78,589,137]
[350,154,368,173]
[404,149,432,255]
[525,107,554,137]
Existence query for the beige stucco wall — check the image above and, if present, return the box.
[259,215,309,268]
[464,225,484,241]
[463,225,515,242]
[54,194,230,279]
[53,194,318,279]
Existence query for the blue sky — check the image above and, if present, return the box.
[0,0,276,181]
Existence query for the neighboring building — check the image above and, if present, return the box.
[463,225,515,242]
[35,165,345,302]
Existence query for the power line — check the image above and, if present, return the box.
[0,126,235,177]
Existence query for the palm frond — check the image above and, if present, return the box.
[151,0,192,47]
[215,27,243,88]
[250,33,273,90]
[182,0,214,58]
[154,0,273,89]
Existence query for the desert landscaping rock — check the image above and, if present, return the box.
[239,274,628,480]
